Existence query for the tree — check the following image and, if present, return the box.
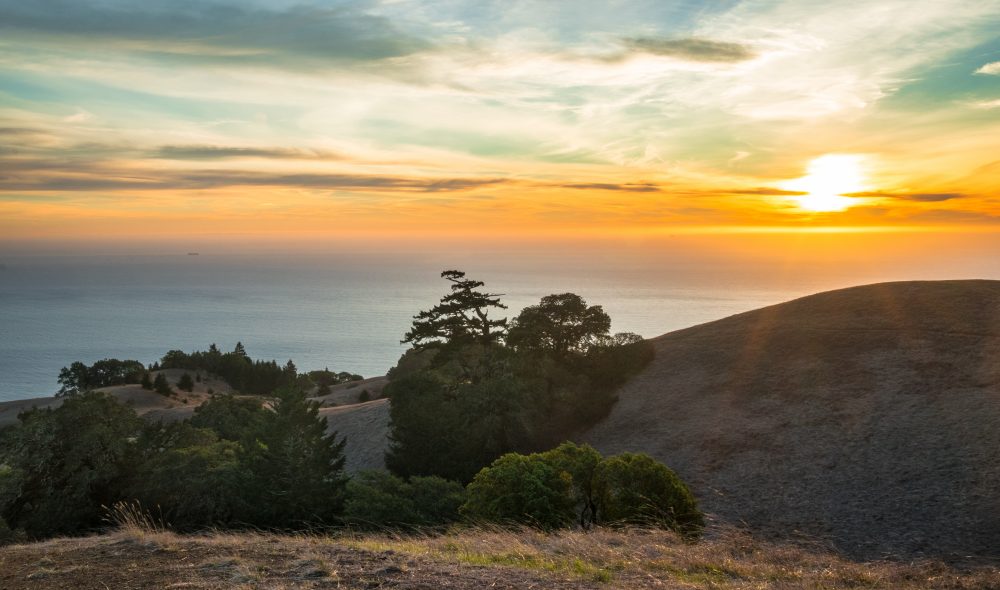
[140,372,153,390]
[177,372,195,392]
[56,358,145,396]
[403,270,507,349]
[507,293,611,357]
[241,387,348,527]
[593,452,703,537]
[190,394,269,444]
[153,373,172,396]
[0,392,142,537]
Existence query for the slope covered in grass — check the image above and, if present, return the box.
[582,280,1000,560]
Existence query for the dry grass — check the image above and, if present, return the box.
[341,525,1000,589]
[3,523,998,589]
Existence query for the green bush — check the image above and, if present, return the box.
[537,442,602,527]
[0,392,142,537]
[177,372,195,392]
[344,471,465,529]
[593,452,703,537]
[127,423,248,529]
[461,444,703,536]
[153,372,172,396]
[461,453,575,530]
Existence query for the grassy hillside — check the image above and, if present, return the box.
[2,526,998,589]
[582,280,1000,560]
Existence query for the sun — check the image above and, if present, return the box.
[781,154,867,212]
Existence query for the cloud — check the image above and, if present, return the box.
[155,145,342,161]
[559,182,660,192]
[969,99,1000,109]
[975,61,1000,75]
[0,167,507,193]
[846,191,965,202]
[0,1,429,65]
[621,37,756,63]
[730,187,808,196]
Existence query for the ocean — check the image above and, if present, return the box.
[3,236,998,401]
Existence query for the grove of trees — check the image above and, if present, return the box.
[386,270,655,482]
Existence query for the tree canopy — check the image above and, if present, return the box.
[403,270,507,349]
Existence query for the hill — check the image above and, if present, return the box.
[581,280,1000,560]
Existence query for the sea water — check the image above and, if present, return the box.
[2,242,997,401]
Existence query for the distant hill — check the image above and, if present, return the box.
[581,280,1000,560]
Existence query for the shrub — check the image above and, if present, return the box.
[537,442,602,527]
[461,453,575,530]
[593,452,703,537]
[0,392,142,537]
[127,423,247,529]
[140,372,153,390]
[0,515,14,546]
[344,471,465,529]
[177,372,195,392]
[358,389,371,402]
[153,373,172,396]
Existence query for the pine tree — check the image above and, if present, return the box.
[402,270,508,349]
[153,373,172,396]
[177,373,195,392]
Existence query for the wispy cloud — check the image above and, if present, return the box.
[559,182,661,192]
[155,145,343,161]
[0,1,429,65]
[847,191,965,202]
[621,37,756,63]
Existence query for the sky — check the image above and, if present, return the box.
[1,0,999,247]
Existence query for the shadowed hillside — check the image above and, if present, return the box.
[581,280,1000,560]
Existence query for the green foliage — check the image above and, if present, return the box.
[0,391,142,537]
[57,358,145,396]
[177,372,195,392]
[385,360,536,483]
[387,271,656,484]
[190,394,269,444]
[403,270,507,351]
[537,442,603,527]
[358,389,371,402]
[344,471,465,529]
[462,452,575,530]
[507,293,611,357]
[127,422,247,529]
[239,387,348,528]
[308,368,363,389]
[153,372,172,396]
[159,343,308,396]
[461,444,702,536]
[386,348,437,381]
[140,372,153,390]
[593,453,704,537]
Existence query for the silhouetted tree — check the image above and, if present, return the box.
[403,270,508,349]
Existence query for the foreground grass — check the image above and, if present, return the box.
[2,525,998,589]
[343,526,1000,589]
